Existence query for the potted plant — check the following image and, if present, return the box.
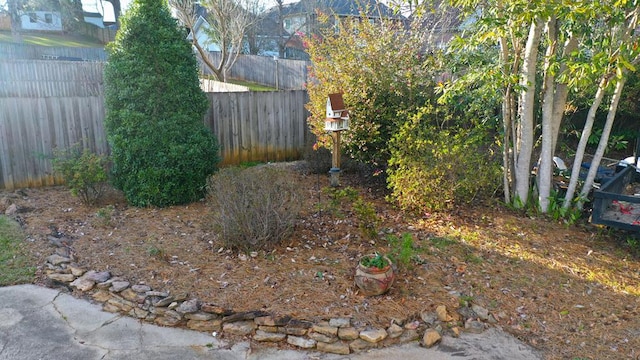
[354,253,395,296]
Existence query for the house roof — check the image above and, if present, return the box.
[328,93,345,111]
[266,0,403,21]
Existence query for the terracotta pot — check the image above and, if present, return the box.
[354,255,395,296]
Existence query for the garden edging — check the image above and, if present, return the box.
[41,243,495,355]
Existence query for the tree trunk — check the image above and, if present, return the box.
[538,17,557,212]
[9,0,22,42]
[562,75,609,209]
[514,19,543,207]
[577,77,626,207]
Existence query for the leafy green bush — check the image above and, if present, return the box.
[353,198,380,240]
[305,14,437,167]
[104,0,219,207]
[206,166,303,252]
[52,145,108,205]
[387,106,501,212]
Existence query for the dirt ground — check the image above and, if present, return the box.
[4,162,640,360]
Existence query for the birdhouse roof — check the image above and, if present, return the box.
[327,93,345,111]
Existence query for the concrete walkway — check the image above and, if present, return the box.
[0,284,544,360]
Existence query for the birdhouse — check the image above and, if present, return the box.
[325,93,350,131]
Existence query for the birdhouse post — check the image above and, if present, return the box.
[325,93,350,187]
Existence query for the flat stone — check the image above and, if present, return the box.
[387,323,404,338]
[200,303,228,314]
[329,318,351,328]
[155,316,182,327]
[338,327,360,340]
[436,305,452,322]
[146,291,169,297]
[102,302,121,313]
[465,319,486,333]
[222,320,257,336]
[359,328,387,343]
[254,330,286,342]
[471,304,490,321]
[186,319,222,332]
[280,326,308,336]
[46,254,71,265]
[110,281,130,292]
[254,316,276,326]
[258,325,278,333]
[308,332,338,343]
[223,310,268,322]
[399,329,420,343]
[312,324,338,336]
[129,307,149,319]
[82,270,111,283]
[317,341,350,355]
[119,288,142,303]
[163,309,183,320]
[131,284,151,293]
[287,335,316,349]
[421,311,437,325]
[70,277,95,292]
[92,290,112,303]
[184,312,214,321]
[176,299,199,314]
[68,265,86,277]
[422,329,441,348]
[349,338,375,352]
[153,296,175,307]
[47,273,75,282]
[106,296,135,312]
[451,326,460,337]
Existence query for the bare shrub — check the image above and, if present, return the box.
[206,166,303,252]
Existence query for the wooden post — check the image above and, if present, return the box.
[330,130,341,187]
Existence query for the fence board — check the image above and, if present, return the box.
[0,68,309,189]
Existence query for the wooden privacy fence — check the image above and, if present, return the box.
[203,53,309,90]
[0,90,309,190]
[0,43,108,61]
[0,60,104,97]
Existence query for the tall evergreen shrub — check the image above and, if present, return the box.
[104,0,219,207]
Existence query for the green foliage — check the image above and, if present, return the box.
[206,166,303,252]
[320,186,359,217]
[353,198,380,240]
[359,253,389,269]
[51,145,109,205]
[104,0,219,207]
[305,15,439,167]
[94,205,115,227]
[546,190,585,224]
[386,232,423,270]
[0,216,35,286]
[386,106,502,213]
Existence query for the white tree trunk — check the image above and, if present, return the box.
[562,75,609,209]
[577,77,626,207]
[514,19,543,207]
[537,17,557,212]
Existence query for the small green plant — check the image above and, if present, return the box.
[320,186,359,217]
[387,233,418,269]
[429,236,457,250]
[360,253,389,269]
[51,144,109,205]
[353,198,380,239]
[95,205,115,227]
[147,245,165,259]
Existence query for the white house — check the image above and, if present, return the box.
[19,11,63,31]
[186,16,222,52]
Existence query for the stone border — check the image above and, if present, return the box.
[40,243,496,355]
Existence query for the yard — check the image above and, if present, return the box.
[2,161,639,360]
